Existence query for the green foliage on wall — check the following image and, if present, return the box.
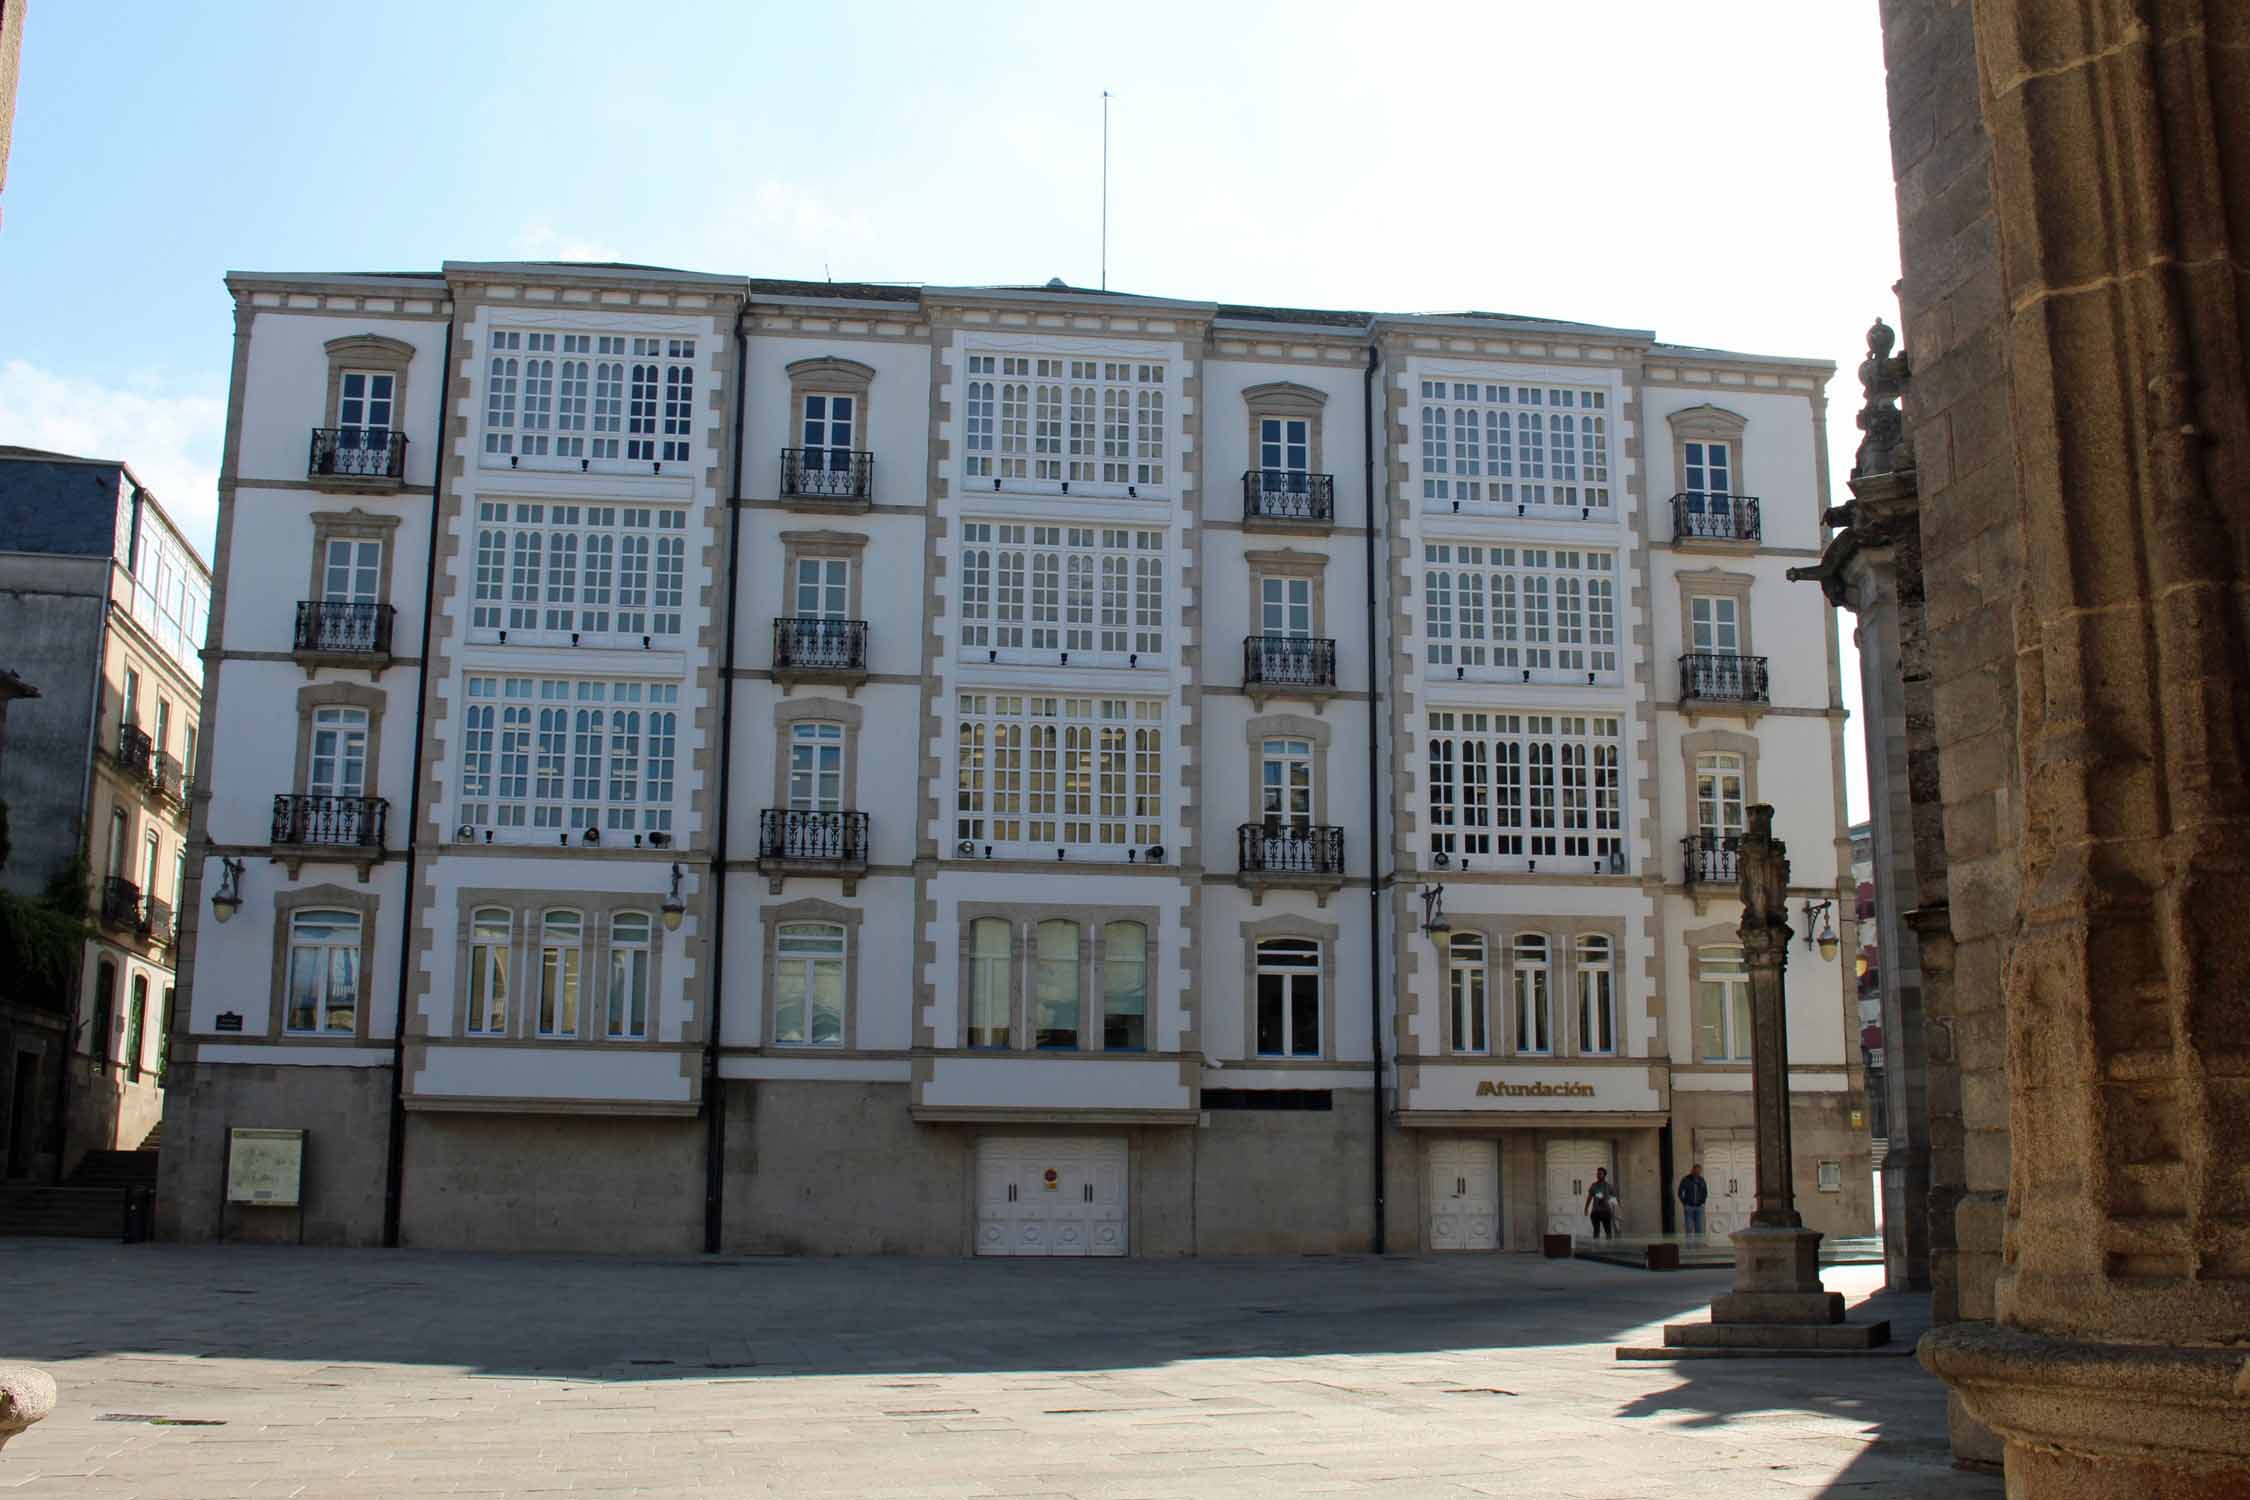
[0,805,91,1008]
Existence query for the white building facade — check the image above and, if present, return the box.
[160,265,1868,1254]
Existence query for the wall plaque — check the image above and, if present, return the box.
[226,1128,305,1207]
[1473,1080,1598,1099]
[215,1012,243,1033]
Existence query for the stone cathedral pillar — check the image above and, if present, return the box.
[1910,2,2250,1491]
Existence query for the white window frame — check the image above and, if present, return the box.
[467,907,512,1036]
[1697,945,1753,1061]
[788,722,844,812]
[1254,937,1323,1058]
[1690,594,1742,655]
[1102,920,1148,1053]
[1423,543,1619,681]
[954,693,1163,855]
[959,351,1168,496]
[1696,752,1747,837]
[607,912,653,1040]
[471,502,687,643]
[537,909,583,1038]
[958,522,1164,663]
[1577,934,1616,1056]
[1417,378,1612,514]
[793,557,850,620]
[324,538,383,606]
[1449,931,1490,1055]
[1032,918,1081,1050]
[1259,737,1314,836]
[336,369,396,448]
[483,331,695,471]
[1259,575,1313,639]
[309,706,368,798]
[284,909,362,1037]
[458,676,678,838]
[1425,710,1623,867]
[1682,440,1735,512]
[773,922,847,1047]
[967,916,1012,1049]
[1512,933,1554,1056]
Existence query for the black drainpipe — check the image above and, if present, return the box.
[382,316,453,1249]
[703,310,750,1253]
[1363,340,1385,1254]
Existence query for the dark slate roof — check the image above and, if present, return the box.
[0,450,125,559]
[749,277,923,304]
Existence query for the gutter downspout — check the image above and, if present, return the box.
[1363,340,1386,1254]
[703,311,749,1254]
[382,317,453,1248]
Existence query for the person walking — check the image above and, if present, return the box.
[1678,1162,1709,1239]
[1584,1166,1620,1239]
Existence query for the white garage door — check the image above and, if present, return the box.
[975,1138,1128,1257]
[1701,1140,1757,1237]
[1545,1138,1615,1237]
[1427,1139,1500,1251]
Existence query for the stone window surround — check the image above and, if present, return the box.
[448,887,669,1043]
[323,333,415,434]
[1683,923,1752,1063]
[761,895,865,1050]
[1241,911,1340,1063]
[1243,381,1329,475]
[1681,726,1761,834]
[786,356,877,452]
[1666,403,1749,496]
[1678,568,1757,661]
[268,882,382,1043]
[306,508,404,610]
[955,902,1159,1054]
[291,681,386,801]
[1246,547,1330,638]
[1245,712,1331,827]
[1436,914,1627,1060]
[777,530,869,621]
[772,696,863,811]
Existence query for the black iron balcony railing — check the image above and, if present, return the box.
[758,808,869,864]
[294,599,396,656]
[773,616,868,674]
[272,793,388,848]
[1680,651,1771,704]
[148,751,182,803]
[781,447,873,501]
[1671,492,1762,543]
[1683,832,1741,886]
[1242,469,1336,524]
[1244,635,1338,690]
[1239,823,1346,876]
[99,876,142,932]
[115,723,152,778]
[309,428,408,482]
[144,896,174,946]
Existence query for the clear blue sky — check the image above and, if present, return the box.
[0,0,1899,817]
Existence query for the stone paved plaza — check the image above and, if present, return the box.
[0,1238,1995,1498]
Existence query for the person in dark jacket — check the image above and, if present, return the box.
[1678,1163,1709,1238]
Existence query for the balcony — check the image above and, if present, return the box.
[98,876,142,934]
[1670,493,1762,546]
[144,896,175,948]
[115,723,152,779]
[148,751,183,805]
[772,616,868,690]
[1242,470,1336,531]
[757,808,869,893]
[308,428,408,489]
[293,600,396,670]
[781,448,873,507]
[1679,651,1771,714]
[272,793,388,874]
[1683,832,1741,890]
[1237,823,1346,905]
[1243,635,1339,707]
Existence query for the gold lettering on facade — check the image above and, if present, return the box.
[1474,1080,1599,1099]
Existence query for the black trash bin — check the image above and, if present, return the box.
[122,1184,155,1243]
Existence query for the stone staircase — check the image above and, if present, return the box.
[0,1134,160,1239]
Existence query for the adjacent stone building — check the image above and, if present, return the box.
[159,264,1868,1257]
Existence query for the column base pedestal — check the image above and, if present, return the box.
[1618,1226,1893,1358]
[1920,1322,2250,1498]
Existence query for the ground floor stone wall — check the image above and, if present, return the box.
[398,1111,704,1254]
[154,1061,393,1246]
[1,1007,68,1180]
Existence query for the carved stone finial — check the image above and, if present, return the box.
[1853,317,1914,480]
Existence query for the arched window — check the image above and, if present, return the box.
[286,910,361,1035]
[1033,919,1080,1049]
[468,908,511,1035]
[967,917,1011,1048]
[607,912,652,1040]
[1578,934,1616,1055]
[774,923,846,1046]
[1103,921,1147,1052]
[1512,933,1552,1056]
[537,910,582,1037]
[1448,932,1489,1054]
[1697,945,1751,1061]
[1255,937,1322,1058]
[126,976,149,1081]
[1695,752,1745,837]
